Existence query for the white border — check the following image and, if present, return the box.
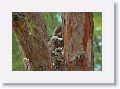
[0,0,114,83]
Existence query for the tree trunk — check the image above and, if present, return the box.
[62,12,94,71]
[12,12,52,71]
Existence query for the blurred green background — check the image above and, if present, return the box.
[12,12,102,71]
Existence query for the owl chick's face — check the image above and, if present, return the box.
[51,36,58,43]
[58,38,63,46]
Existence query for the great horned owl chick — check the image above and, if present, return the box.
[58,38,64,47]
[47,36,59,52]
[51,36,59,49]
[51,36,58,43]
[54,26,63,38]
[54,47,63,56]
[55,47,63,53]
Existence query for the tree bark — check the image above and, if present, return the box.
[12,12,52,71]
[62,12,94,71]
[12,12,94,71]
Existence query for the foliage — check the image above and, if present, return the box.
[43,12,62,40]
[12,12,102,71]
[12,32,25,71]
[93,12,102,70]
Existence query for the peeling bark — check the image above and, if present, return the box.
[12,12,94,71]
[63,12,94,71]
